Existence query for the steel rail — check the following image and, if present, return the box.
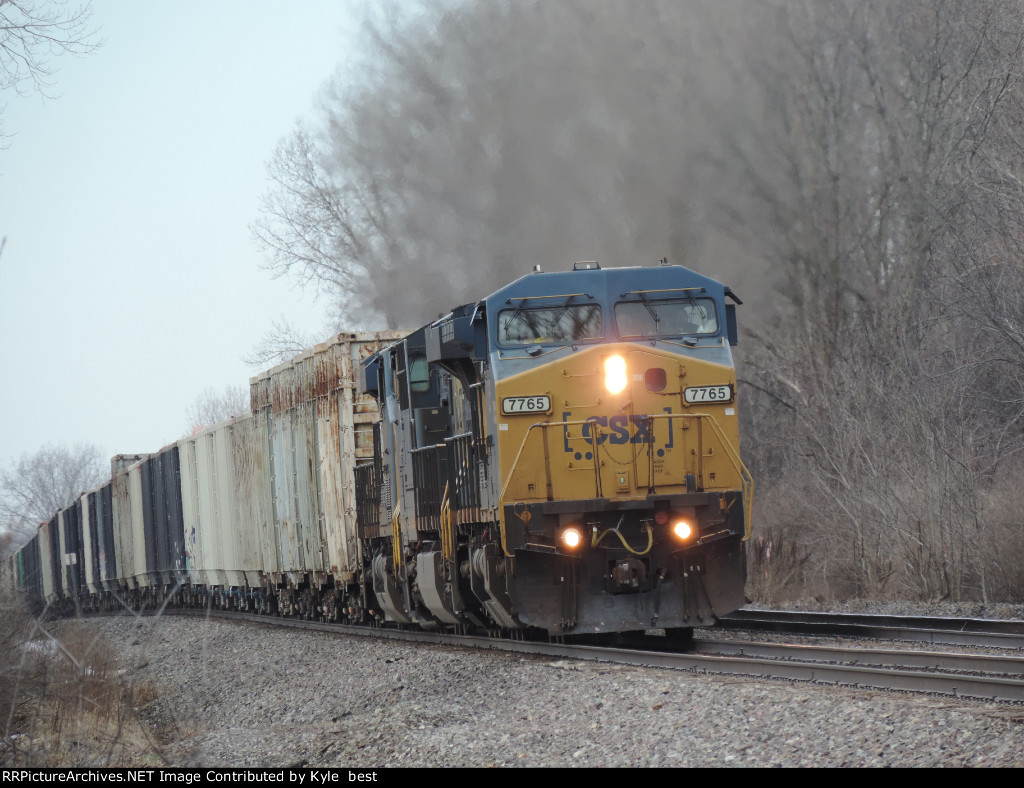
[693,639,1024,675]
[723,609,1024,634]
[718,610,1024,649]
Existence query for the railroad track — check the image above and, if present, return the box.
[718,609,1024,649]
[139,606,1024,705]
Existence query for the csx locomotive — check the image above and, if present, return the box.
[10,261,751,638]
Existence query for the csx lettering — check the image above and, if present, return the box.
[565,411,672,451]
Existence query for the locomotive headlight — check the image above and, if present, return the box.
[672,520,693,541]
[604,355,628,394]
[561,526,584,550]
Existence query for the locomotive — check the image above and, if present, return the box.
[9,261,751,638]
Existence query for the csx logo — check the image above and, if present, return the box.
[562,409,675,453]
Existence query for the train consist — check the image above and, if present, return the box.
[9,262,752,637]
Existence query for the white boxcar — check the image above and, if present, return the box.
[179,417,265,590]
[179,438,205,586]
[231,414,277,585]
[128,463,148,588]
[250,332,405,589]
[38,520,55,604]
[81,488,99,595]
[182,429,227,587]
[56,509,69,599]
[110,454,145,591]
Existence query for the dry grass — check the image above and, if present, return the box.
[745,531,810,606]
[1,591,165,767]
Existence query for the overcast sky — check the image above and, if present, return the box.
[0,1,368,471]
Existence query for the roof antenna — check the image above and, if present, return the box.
[660,257,669,266]
[533,265,543,273]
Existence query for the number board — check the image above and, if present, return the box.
[683,385,733,404]
[501,395,552,415]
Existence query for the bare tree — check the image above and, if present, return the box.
[185,384,249,435]
[0,443,106,539]
[0,0,100,139]
[0,528,15,559]
[243,317,325,370]
[725,0,1024,601]
[253,1,735,327]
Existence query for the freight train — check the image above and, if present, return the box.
[8,261,752,638]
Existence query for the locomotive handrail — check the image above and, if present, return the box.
[391,504,403,569]
[683,413,753,540]
[594,412,753,541]
[499,413,754,555]
[440,482,454,562]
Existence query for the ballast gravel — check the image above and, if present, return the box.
[81,612,1024,768]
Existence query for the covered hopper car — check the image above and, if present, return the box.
[10,262,752,638]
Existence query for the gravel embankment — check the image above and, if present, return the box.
[83,613,1024,768]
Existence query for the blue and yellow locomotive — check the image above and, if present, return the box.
[358,261,752,636]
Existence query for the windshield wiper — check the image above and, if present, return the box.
[504,297,529,332]
[551,294,575,328]
[638,292,660,327]
[683,289,707,323]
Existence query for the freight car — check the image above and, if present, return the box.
[10,262,752,638]
[9,332,406,619]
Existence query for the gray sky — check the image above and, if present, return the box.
[0,1,365,470]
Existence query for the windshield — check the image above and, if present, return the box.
[614,297,718,338]
[498,304,602,345]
